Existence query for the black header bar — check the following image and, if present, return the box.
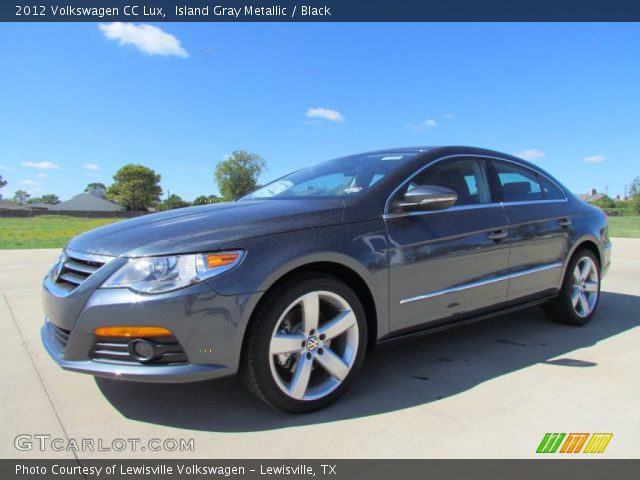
[4,0,640,22]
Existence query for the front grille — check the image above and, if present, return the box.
[54,252,106,293]
[49,322,71,352]
[91,336,189,366]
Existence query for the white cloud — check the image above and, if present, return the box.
[516,149,546,161]
[36,173,48,178]
[19,179,42,187]
[0,164,15,171]
[305,108,345,122]
[409,119,437,130]
[83,163,99,170]
[99,23,188,58]
[443,113,456,119]
[583,155,607,163]
[21,161,60,170]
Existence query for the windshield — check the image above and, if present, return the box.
[242,152,418,200]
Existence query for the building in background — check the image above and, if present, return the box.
[50,191,123,212]
[577,188,606,204]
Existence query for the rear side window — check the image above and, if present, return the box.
[493,161,542,202]
[539,175,565,200]
[491,161,564,202]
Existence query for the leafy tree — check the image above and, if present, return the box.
[27,195,59,205]
[39,194,60,205]
[13,189,30,204]
[193,194,221,205]
[593,196,615,209]
[0,174,7,189]
[613,199,629,209]
[629,176,640,198]
[627,176,640,214]
[85,182,107,192]
[633,193,640,215]
[107,164,162,211]
[214,151,265,200]
[157,194,190,211]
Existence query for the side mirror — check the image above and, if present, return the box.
[398,185,458,211]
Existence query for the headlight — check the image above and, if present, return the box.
[101,251,244,294]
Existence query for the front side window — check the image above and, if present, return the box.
[403,158,491,207]
[242,152,418,200]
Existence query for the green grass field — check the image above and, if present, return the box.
[0,216,120,249]
[0,214,638,250]
[607,216,640,238]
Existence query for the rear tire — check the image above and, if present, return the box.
[240,273,367,413]
[544,249,601,326]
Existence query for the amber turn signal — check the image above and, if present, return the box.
[93,326,173,338]
[206,253,240,269]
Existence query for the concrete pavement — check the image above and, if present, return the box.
[1,239,638,459]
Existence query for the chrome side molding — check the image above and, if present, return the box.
[399,262,563,305]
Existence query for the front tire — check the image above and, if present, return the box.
[544,249,601,326]
[241,273,367,413]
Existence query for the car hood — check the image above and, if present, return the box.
[66,199,345,257]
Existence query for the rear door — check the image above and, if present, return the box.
[486,159,571,300]
[385,156,511,332]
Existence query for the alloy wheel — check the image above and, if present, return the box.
[268,291,359,401]
[571,256,599,318]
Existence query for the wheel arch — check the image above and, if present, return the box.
[559,236,603,287]
[242,258,381,357]
[574,240,602,268]
[570,237,602,268]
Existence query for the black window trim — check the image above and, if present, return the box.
[383,154,568,218]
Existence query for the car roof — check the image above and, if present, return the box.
[357,146,439,155]
[353,145,566,190]
[357,145,527,165]
[337,145,565,189]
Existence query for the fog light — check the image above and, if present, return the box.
[129,339,157,363]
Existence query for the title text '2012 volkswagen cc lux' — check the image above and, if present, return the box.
[41,146,611,412]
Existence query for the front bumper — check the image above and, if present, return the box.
[41,321,227,382]
[41,275,260,383]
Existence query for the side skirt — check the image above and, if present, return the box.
[378,293,558,345]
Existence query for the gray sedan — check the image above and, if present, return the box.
[41,146,611,412]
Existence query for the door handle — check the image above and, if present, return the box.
[558,218,572,228]
[487,230,508,241]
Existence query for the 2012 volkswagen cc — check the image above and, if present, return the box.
[41,146,611,412]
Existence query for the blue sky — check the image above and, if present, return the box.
[0,22,638,201]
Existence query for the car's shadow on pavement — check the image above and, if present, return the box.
[96,291,639,432]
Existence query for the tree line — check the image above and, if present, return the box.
[0,150,266,211]
[592,176,640,215]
